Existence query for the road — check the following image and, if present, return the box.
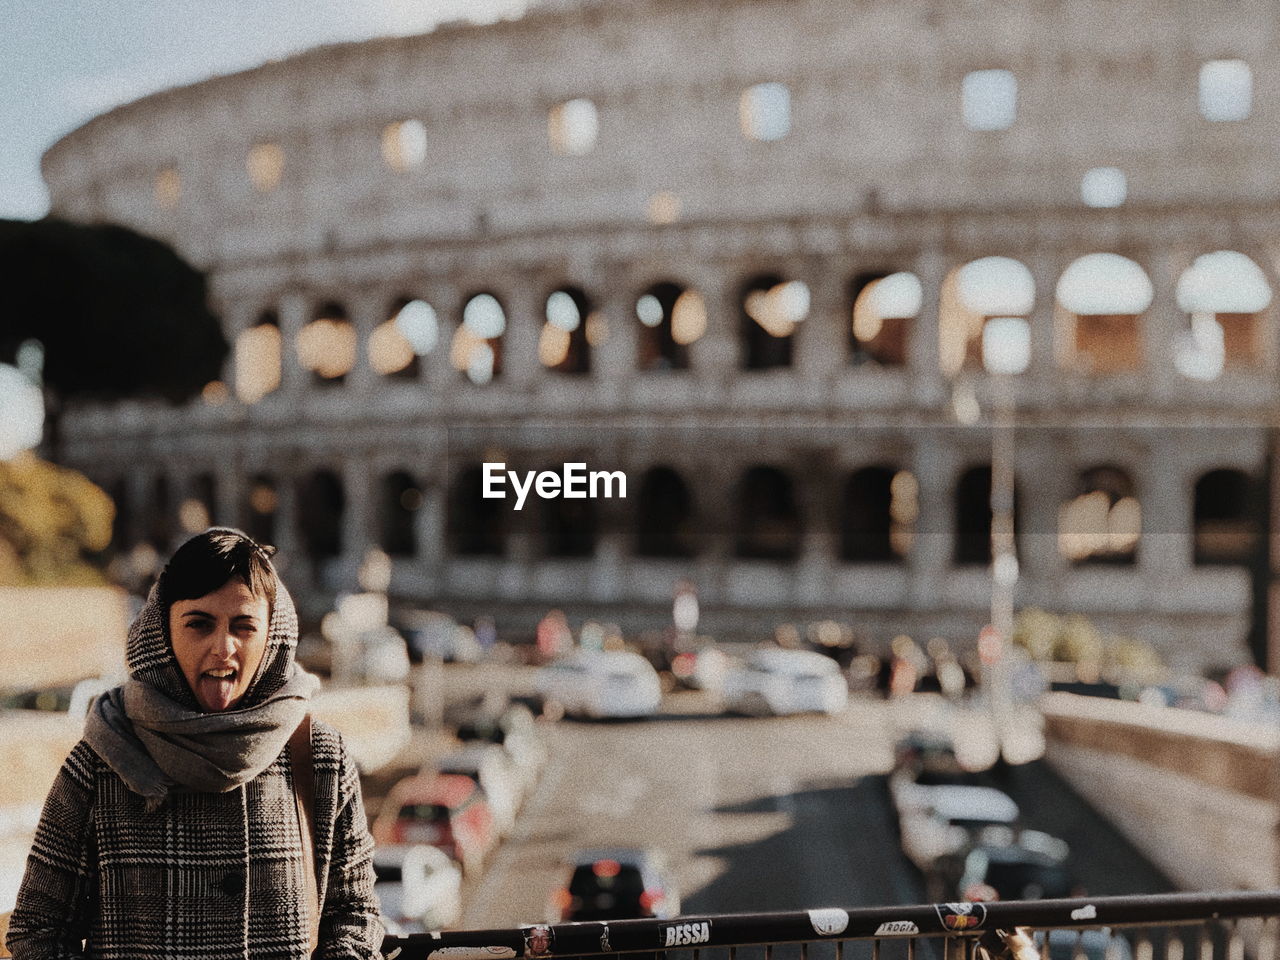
[457,689,1172,929]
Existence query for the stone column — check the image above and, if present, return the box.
[415,478,446,597]
[345,287,386,398]
[422,282,460,398]
[794,451,839,605]
[1027,251,1060,388]
[341,456,375,586]
[1143,247,1185,403]
[910,248,947,406]
[1016,429,1070,596]
[278,291,310,396]
[593,266,638,391]
[688,267,738,386]
[908,432,955,610]
[499,278,542,391]
[795,258,846,387]
[1139,448,1192,581]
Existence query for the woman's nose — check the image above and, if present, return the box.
[213,626,239,656]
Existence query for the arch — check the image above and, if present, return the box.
[541,286,592,375]
[635,466,696,558]
[741,273,809,370]
[953,465,1021,565]
[842,466,916,562]
[180,473,217,535]
[1059,465,1140,565]
[1194,468,1259,566]
[734,466,802,559]
[379,470,421,557]
[448,465,506,556]
[147,475,172,550]
[539,476,596,557]
[850,271,918,367]
[1175,251,1273,378]
[243,473,279,546]
[1056,254,1153,374]
[234,308,281,404]
[370,296,424,380]
[297,469,344,560]
[452,292,506,384]
[297,300,356,385]
[636,282,695,371]
[939,257,1034,376]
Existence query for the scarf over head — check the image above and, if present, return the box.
[84,561,319,810]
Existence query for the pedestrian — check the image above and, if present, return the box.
[5,527,383,959]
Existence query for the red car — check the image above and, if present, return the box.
[372,773,496,876]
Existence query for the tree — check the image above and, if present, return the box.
[0,453,114,585]
[0,218,228,404]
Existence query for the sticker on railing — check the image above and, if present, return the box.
[809,909,851,936]
[662,921,712,947]
[1070,906,1097,921]
[874,921,920,936]
[936,903,987,931]
[599,924,613,953]
[523,925,554,957]
[429,949,517,960]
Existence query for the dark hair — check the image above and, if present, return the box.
[158,527,278,610]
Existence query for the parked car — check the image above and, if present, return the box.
[0,675,117,718]
[373,844,463,932]
[433,744,523,837]
[371,773,496,876]
[958,834,1073,902]
[536,650,663,719]
[547,848,681,922]
[720,649,848,716]
[897,784,1020,893]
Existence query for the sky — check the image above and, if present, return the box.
[0,0,535,220]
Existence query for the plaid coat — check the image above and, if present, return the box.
[6,568,382,959]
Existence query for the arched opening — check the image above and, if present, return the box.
[635,466,696,558]
[940,257,1035,376]
[297,301,356,386]
[1194,469,1258,566]
[1059,466,1140,565]
[235,308,281,404]
[740,274,809,370]
[180,473,217,535]
[297,470,344,560]
[379,471,421,557]
[1056,254,1153,374]
[541,287,592,375]
[842,467,916,562]
[452,293,506,385]
[850,271,919,367]
[1175,251,1273,379]
[735,466,802,560]
[108,477,133,551]
[636,282,698,371]
[147,475,172,550]
[540,480,596,558]
[370,297,427,381]
[243,474,278,546]
[954,465,1021,565]
[448,466,506,556]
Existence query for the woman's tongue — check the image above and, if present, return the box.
[199,670,238,711]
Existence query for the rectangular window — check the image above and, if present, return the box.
[963,70,1017,131]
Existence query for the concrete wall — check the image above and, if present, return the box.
[1041,691,1280,891]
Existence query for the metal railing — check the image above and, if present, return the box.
[382,892,1280,960]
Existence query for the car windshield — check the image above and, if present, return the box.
[569,863,646,896]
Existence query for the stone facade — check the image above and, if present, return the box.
[41,0,1280,666]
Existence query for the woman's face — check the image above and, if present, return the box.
[168,578,270,712]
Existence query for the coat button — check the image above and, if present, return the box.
[220,872,245,896]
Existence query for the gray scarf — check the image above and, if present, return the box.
[84,666,320,810]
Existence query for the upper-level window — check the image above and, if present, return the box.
[1081,167,1127,208]
[1199,60,1252,122]
[1056,254,1153,374]
[297,301,356,385]
[740,82,791,142]
[962,70,1016,131]
[235,309,281,404]
[452,293,506,384]
[851,271,920,367]
[154,168,180,210]
[382,120,427,171]
[247,142,285,193]
[548,98,599,155]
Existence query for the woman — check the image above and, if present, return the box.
[6,528,383,959]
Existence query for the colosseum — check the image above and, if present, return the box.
[39,0,1280,671]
